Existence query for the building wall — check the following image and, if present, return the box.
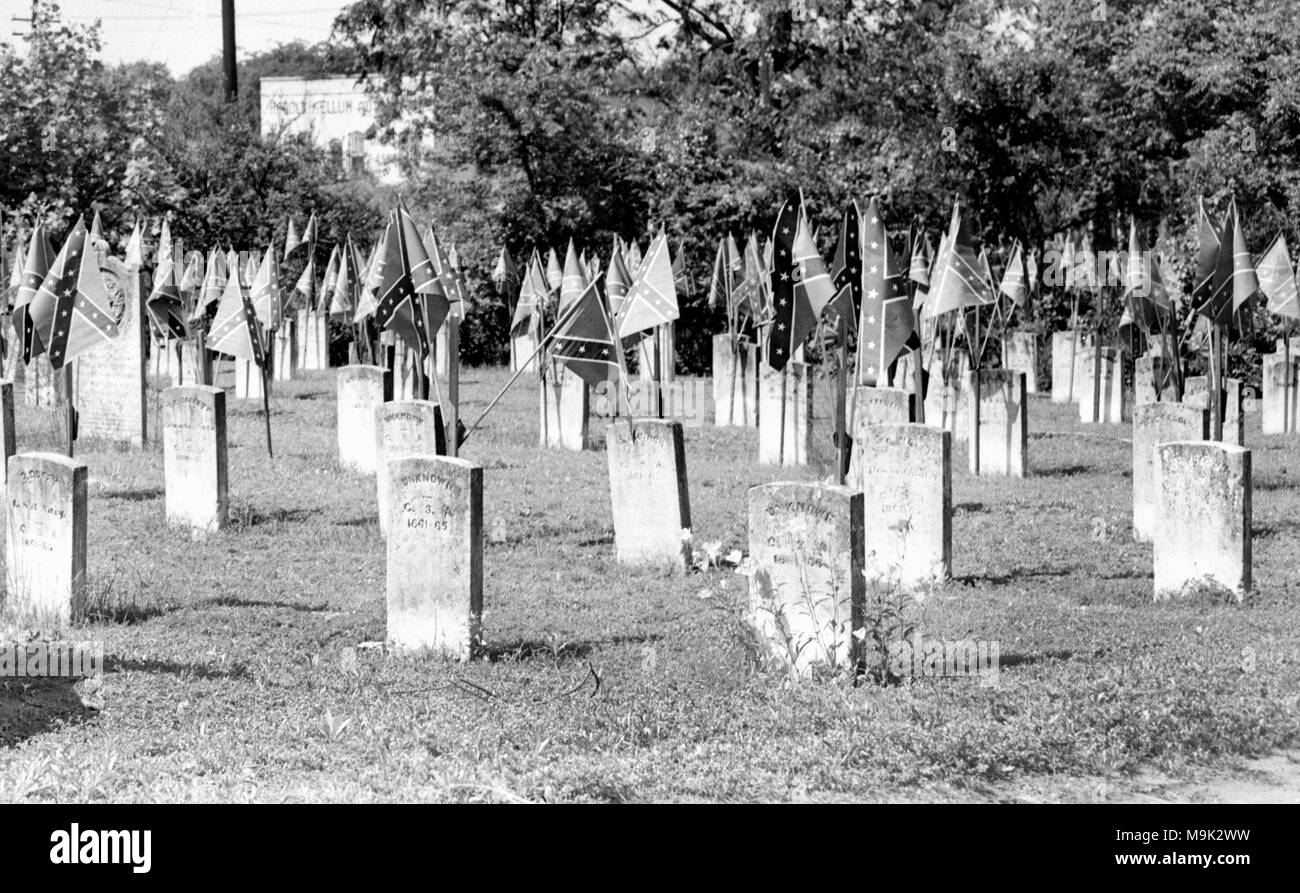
[259,76,401,184]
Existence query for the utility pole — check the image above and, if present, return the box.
[222,0,238,103]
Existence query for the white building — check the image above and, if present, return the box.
[259,75,402,184]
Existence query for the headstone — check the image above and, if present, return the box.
[712,334,758,427]
[847,386,914,488]
[606,419,691,573]
[1131,402,1208,543]
[162,385,228,537]
[1134,354,1178,406]
[376,400,446,538]
[233,358,268,400]
[4,452,88,626]
[179,342,212,387]
[148,338,176,385]
[298,309,329,371]
[1153,442,1251,601]
[385,456,483,660]
[1002,332,1039,394]
[1078,347,1127,424]
[337,365,390,473]
[24,354,59,408]
[390,337,424,401]
[967,370,1027,477]
[273,322,298,382]
[71,259,148,447]
[0,382,15,488]
[1051,330,1087,403]
[856,424,952,588]
[1184,375,1244,446]
[433,323,451,378]
[511,330,539,374]
[1262,352,1299,435]
[1,315,23,384]
[758,361,812,466]
[637,324,676,384]
[556,366,590,450]
[746,482,864,676]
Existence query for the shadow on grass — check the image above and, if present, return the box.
[997,649,1077,669]
[98,486,165,502]
[228,507,315,528]
[954,502,987,514]
[82,601,174,624]
[204,595,330,613]
[1255,476,1299,492]
[1254,520,1300,538]
[577,533,615,547]
[0,679,96,746]
[955,566,1077,586]
[483,632,661,663]
[334,517,377,528]
[105,655,249,680]
[1035,464,1091,477]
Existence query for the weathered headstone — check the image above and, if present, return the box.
[1262,351,1299,435]
[1153,442,1251,601]
[1002,332,1039,394]
[847,386,914,488]
[0,382,15,488]
[1131,402,1208,543]
[337,365,390,473]
[385,456,483,660]
[746,482,864,676]
[179,342,212,387]
[712,335,758,427]
[23,354,59,409]
[4,453,87,626]
[1078,347,1127,424]
[70,259,147,447]
[638,324,676,384]
[606,419,691,572]
[297,309,329,371]
[1051,330,1087,403]
[1133,354,1178,406]
[273,322,298,382]
[375,400,446,538]
[856,424,952,588]
[538,365,589,449]
[967,370,1028,477]
[511,330,539,374]
[1184,375,1244,446]
[233,358,268,400]
[758,361,812,466]
[162,385,228,537]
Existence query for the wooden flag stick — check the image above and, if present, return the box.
[447,317,460,456]
[64,364,75,458]
[260,357,274,458]
[834,312,848,484]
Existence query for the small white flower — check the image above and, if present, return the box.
[724,549,743,567]
[680,528,694,545]
[696,588,715,599]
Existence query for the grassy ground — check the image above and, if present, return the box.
[0,363,1298,802]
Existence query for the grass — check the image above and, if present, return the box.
[0,361,1298,802]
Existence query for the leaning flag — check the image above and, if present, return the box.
[616,232,679,339]
[14,223,55,362]
[29,218,121,370]
[321,245,341,310]
[560,240,585,310]
[328,238,360,321]
[546,248,563,293]
[146,257,188,340]
[123,221,144,270]
[926,203,996,317]
[512,253,547,338]
[605,246,633,319]
[766,199,817,371]
[550,278,620,389]
[1256,232,1300,321]
[792,208,836,319]
[1192,197,1232,324]
[300,212,318,248]
[208,260,267,367]
[858,198,917,385]
[708,237,730,311]
[284,217,301,257]
[293,253,317,314]
[251,244,283,330]
[1229,201,1259,318]
[999,240,1028,308]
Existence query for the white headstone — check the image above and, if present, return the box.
[298,309,329,371]
[4,452,87,626]
[1153,442,1251,601]
[69,259,148,446]
[511,330,539,374]
[758,361,812,466]
[847,386,914,488]
[606,419,692,572]
[1262,352,1299,435]
[1131,402,1208,543]
[856,423,952,588]
[233,357,267,400]
[1133,355,1178,406]
[1051,330,1086,403]
[1184,376,1244,445]
[1078,347,1127,424]
[712,335,758,427]
[967,370,1027,477]
[273,321,298,382]
[386,456,483,659]
[337,365,389,473]
[162,385,228,537]
[376,400,446,538]
[746,482,863,676]
[1002,332,1039,393]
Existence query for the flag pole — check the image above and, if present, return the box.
[64,364,75,458]
[447,316,460,456]
[834,311,848,484]
[260,356,273,458]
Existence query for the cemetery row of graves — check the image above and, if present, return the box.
[0,196,1297,800]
